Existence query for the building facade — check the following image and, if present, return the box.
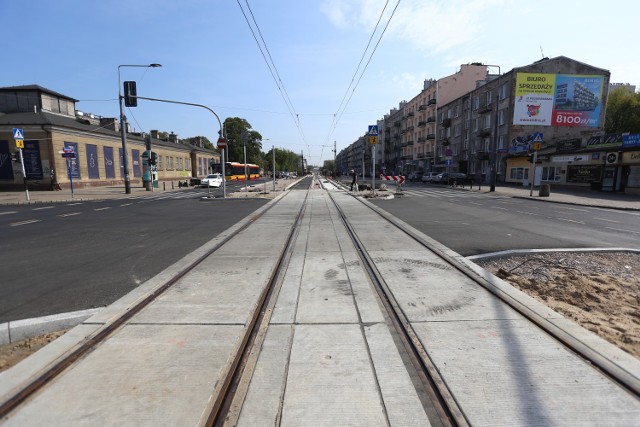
[0,85,220,191]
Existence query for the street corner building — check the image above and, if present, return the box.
[0,85,220,191]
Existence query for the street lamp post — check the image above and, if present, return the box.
[118,63,162,194]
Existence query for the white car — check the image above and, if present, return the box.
[200,173,223,188]
[421,172,439,183]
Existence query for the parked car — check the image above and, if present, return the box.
[421,172,440,183]
[200,173,223,188]
[407,171,422,182]
[433,172,468,184]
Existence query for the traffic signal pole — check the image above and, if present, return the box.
[130,94,226,198]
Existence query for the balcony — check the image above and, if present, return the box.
[401,154,413,160]
[426,134,436,140]
[426,116,435,123]
[418,104,427,111]
[477,130,491,138]
[394,120,401,127]
[417,153,425,158]
[417,136,426,143]
[407,111,415,117]
[428,99,437,106]
[475,151,490,160]
[417,121,427,127]
[406,140,414,146]
[442,118,451,128]
[441,138,450,146]
[477,104,492,114]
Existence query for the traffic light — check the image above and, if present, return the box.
[149,152,157,166]
[123,81,137,107]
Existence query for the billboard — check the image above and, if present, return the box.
[514,73,604,127]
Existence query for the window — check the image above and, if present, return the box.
[486,91,492,105]
[454,124,461,137]
[484,114,491,129]
[474,96,480,110]
[498,110,505,126]
[541,166,561,182]
[499,83,508,100]
[473,118,478,131]
[510,167,527,180]
[498,135,505,151]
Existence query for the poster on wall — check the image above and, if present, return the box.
[514,73,604,127]
[104,147,115,178]
[86,144,100,179]
[132,149,141,177]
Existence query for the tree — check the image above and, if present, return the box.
[184,136,214,151]
[605,87,640,134]
[223,117,262,164]
[323,160,335,175]
[264,147,301,174]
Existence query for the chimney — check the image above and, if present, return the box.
[169,132,178,143]
[150,130,159,139]
[100,118,118,131]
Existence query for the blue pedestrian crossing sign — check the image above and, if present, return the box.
[13,128,24,139]
[533,132,543,143]
[368,125,378,136]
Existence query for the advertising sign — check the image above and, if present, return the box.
[104,147,115,178]
[23,140,43,180]
[566,164,602,183]
[86,144,100,179]
[514,73,604,127]
[623,134,640,148]
[132,149,141,177]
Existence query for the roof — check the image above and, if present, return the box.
[511,56,610,76]
[0,110,217,154]
[0,85,79,102]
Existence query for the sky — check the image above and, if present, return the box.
[2,0,638,166]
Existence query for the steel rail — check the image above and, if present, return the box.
[322,180,468,427]
[203,179,313,426]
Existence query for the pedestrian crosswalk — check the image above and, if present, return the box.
[122,188,222,202]
[400,187,513,200]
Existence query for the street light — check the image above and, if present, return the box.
[118,63,162,194]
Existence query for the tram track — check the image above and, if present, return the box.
[2,176,638,425]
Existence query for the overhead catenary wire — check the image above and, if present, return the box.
[236,0,308,146]
[325,0,402,147]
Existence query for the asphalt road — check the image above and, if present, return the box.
[369,184,640,256]
[0,187,269,323]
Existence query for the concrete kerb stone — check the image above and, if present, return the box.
[467,247,640,262]
[0,308,103,346]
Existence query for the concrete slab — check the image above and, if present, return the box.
[369,250,523,322]
[412,319,640,426]
[281,324,387,426]
[133,255,277,324]
[3,324,244,427]
[365,322,432,426]
[295,252,360,324]
[237,325,293,426]
[340,250,385,324]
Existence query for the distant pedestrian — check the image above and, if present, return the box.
[350,169,357,191]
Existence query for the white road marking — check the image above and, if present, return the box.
[554,206,589,212]
[94,207,111,211]
[10,219,42,226]
[516,211,540,216]
[59,212,82,217]
[32,206,54,210]
[67,203,83,206]
[0,211,17,215]
[120,203,133,207]
[593,217,620,223]
[557,217,586,224]
[605,226,640,235]
[491,206,508,210]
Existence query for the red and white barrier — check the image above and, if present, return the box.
[379,174,405,185]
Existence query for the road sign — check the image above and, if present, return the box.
[15,139,24,148]
[532,142,542,151]
[62,152,76,159]
[13,128,24,139]
[379,174,405,185]
[369,136,377,145]
[63,146,75,153]
[533,132,543,143]
[217,138,227,149]
[368,125,378,136]
[445,159,453,165]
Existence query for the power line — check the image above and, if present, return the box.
[325,0,402,145]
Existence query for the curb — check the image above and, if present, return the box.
[0,308,103,346]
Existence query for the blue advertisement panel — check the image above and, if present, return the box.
[23,140,43,180]
[104,147,116,178]
[86,144,100,179]
[623,134,640,148]
[0,140,14,180]
[118,148,124,178]
[64,142,81,179]
[132,149,141,177]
